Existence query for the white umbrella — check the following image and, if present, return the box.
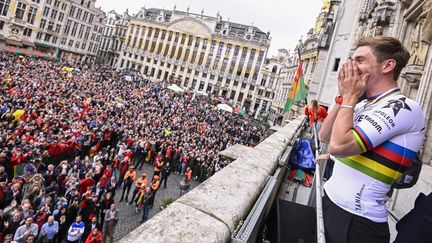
[217,103,233,113]
[196,90,208,96]
[167,84,184,93]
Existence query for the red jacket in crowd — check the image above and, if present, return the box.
[304,106,328,126]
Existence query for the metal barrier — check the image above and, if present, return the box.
[311,123,326,243]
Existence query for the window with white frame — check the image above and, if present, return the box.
[0,0,10,16]
[15,2,27,20]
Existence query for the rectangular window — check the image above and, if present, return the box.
[58,12,64,21]
[36,32,43,40]
[78,24,84,38]
[51,9,57,19]
[1,0,10,16]
[163,44,169,56]
[202,39,208,49]
[44,34,51,42]
[183,49,189,61]
[143,39,149,51]
[55,24,61,33]
[71,22,78,36]
[54,0,60,7]
[210,41,216,51]
[43,6,50,17]
[217,42,224,55]
[69,6,75,16]
[39,19,46,29]
[23,27,32,37]
[195,37,200,48]
[0,20,4,30]
[27,7,37,25]
[198,53,205,65]
[226,44,232,55]
[191,51,197,63]
[76,8,82,19]
[64,20,71,35]
[241,47,248,59]
[15,2,27,20]
[187,36,193,46]
[83,11,88,22]
[181,34,186,44]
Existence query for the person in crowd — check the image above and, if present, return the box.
[160,162,171,189]
[13,216,38,242]
[119,166,136,203]
[66,215,85,243]
[3,212,22,236]
[85,228,102,243]
[304,99,328,129]
[185,167,193,183]
[129,173,147,205]
[103,203,119,243]
[39,216,59,243]
[139,187,154,224]
[99,192,114,229]
[318,37,425,243]
[148,175,160,208]
[56,214,69,243]
[83,216,101,241]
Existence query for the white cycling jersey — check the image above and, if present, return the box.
[324,87,425,223]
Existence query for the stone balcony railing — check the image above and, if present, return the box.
[120,115,306,243]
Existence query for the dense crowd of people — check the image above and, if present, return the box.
[0,53,266,242]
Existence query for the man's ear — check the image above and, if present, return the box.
[382,59,396,75]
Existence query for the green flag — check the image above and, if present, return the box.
[284,57,307,112]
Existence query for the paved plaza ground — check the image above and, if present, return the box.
[113,163,200,241]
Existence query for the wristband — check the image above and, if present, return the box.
[335,96,343,105]
[340,105,355,111]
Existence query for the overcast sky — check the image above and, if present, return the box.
[96,0,323,56]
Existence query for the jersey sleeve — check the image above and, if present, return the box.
[352,97,423,152]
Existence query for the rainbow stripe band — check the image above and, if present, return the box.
[341,136,416,184]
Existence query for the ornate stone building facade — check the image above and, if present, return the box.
[96,9,129,66]
[117,7,271,114]
[0,0,105,62]
[270,1,330,126]
[263,49,291,124]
